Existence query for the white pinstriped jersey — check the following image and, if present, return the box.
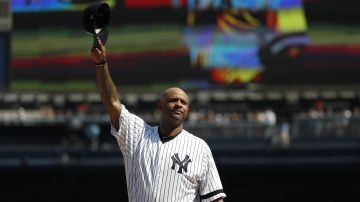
[111,105,226,202]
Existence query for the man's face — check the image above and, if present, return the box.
[159,88,189,124]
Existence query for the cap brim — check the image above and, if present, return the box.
[93,26,108,46]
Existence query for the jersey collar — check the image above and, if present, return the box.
[157,126,182,143]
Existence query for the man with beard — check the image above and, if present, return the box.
[91,38,226,202]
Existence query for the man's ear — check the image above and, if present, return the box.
[185,106,190,117]
[156,101,162,111]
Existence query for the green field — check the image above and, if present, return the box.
[12,24,184,58]
[307,23,360,45]
[12,23,360,59]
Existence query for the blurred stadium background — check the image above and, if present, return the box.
[0,0,360,201]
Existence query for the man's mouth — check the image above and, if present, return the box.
[171,109,182,115]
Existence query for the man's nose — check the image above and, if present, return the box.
[174,100,182,107]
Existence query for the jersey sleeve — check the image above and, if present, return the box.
[110,104,145,158]
[199,145,226,202]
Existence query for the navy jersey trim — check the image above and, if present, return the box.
[158,127,182,143]
[200,189,225,200]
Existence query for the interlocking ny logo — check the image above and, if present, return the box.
[171,153,192,174]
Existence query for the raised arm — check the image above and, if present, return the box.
[91,38,122,130]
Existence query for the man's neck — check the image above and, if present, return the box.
[159,124,183,138]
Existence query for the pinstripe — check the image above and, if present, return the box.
[175,136,188,200]
[110,105,226,201]
[155,142,166,201]
[166,136,181,201]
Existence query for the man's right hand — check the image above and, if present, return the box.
[91,37,107,65]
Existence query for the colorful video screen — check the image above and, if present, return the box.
[10,0,360,91]
[12,0,115,13]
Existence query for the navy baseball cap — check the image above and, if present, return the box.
[82,1,110,46]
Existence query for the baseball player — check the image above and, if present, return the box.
[91,38,226,202]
